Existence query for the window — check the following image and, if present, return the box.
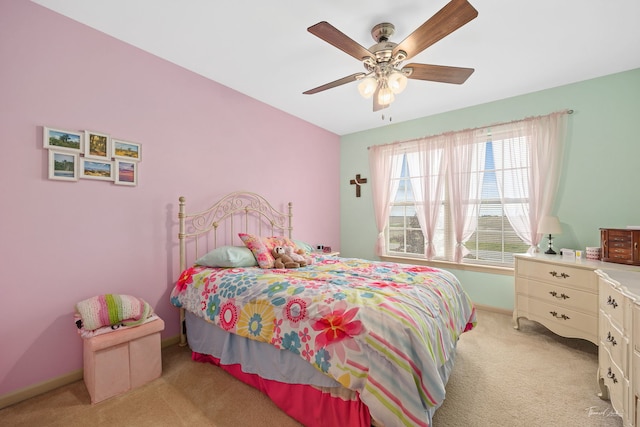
[370,111,568,268]
[387,137,530,267]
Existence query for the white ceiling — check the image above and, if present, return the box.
[31,0,640,135]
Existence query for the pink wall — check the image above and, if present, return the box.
[0,1,340,397]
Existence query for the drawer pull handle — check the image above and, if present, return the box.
[607,296,618,309]
[549,291,569,300]
[549,311,570,320]
[549,271,570,279]
[607,367,618,384]
[606,331,617,346]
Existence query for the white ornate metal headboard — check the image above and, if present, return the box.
[177,191,293,345]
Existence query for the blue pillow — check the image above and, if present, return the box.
[195,246,258,268]
[293,240,315,254]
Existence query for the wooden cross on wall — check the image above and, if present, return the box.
[349,174,367,197]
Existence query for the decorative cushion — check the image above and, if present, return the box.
[239,233,296,268]
[195,245,258,268]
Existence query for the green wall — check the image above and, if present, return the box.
[340,68,640,310]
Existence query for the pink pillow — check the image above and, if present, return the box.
[239,233,296,268]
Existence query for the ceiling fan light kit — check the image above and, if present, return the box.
[303,0,478,112]
[357,76,377,99]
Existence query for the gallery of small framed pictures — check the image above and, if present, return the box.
[43,126,141,186]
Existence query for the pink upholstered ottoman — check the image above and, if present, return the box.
[83,318,165,404]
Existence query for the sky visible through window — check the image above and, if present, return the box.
[395,140,499,209]
[481,141,501,216]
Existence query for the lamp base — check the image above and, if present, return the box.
[545,233,556,255]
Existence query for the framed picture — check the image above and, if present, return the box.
[84,130,111,160]
[43,127,82,153]
[48,150,78,181]
[112,139,142,161]
[80,158,114,181]
[114,159,138,186]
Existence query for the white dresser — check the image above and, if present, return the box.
[513,254,602,345]
[596,268,640,426]
[514,254,640,424]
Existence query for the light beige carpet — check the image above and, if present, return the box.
[0,309,623,426]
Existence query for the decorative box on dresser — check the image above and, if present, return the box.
[601,228,640,266]
[596,268,640,426]
[513,254,601,345]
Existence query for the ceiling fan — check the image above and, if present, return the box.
[303,0,478,112]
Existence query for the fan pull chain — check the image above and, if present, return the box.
[381,114,393,122]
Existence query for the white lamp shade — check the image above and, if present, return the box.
[388,72,407,94]
[357,77,377,99]
[539,216,562,234]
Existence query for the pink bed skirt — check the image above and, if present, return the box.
[192,351,372,427]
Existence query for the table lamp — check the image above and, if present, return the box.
[539,216,562,255]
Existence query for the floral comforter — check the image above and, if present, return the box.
[170,256,476,427]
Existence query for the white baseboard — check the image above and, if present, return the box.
[0,335,181,410]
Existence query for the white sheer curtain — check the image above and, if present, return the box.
[491,112,567,253]
[447,130,486,262]
[369,144,402,256]
[368,110,568,261]
[406,138,447,260]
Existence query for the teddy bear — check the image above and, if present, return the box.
[272,246,301,269]
[285,246,313,266]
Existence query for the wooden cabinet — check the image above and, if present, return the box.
[601,228,640,266]
[513,254,600,345]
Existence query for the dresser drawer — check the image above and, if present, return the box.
[516,295,597,338]
[599,346,626,417]
[600,314,626,373]
[609,230,633,245]
[607,249,633,263]
[599,280,626,330]
[517,278,597,313]
[516,259,596,292]
[634,305,640,353]
[635,350,640,396]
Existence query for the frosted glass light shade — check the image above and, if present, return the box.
[388,72,407,94]
[539,216,562,234]
[357,77,377,99]
[377,87,395,106]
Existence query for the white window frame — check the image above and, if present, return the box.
[386,138,531,267]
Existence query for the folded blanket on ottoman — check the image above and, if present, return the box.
[75,294,153,331]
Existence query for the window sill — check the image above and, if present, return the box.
[379,255,514,276]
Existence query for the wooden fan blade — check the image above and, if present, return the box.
[393,0,478,61]
[404,63,474,84]
[308,21,373,61]
[303,73,365,95]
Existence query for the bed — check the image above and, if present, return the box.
[170,191,476,427]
